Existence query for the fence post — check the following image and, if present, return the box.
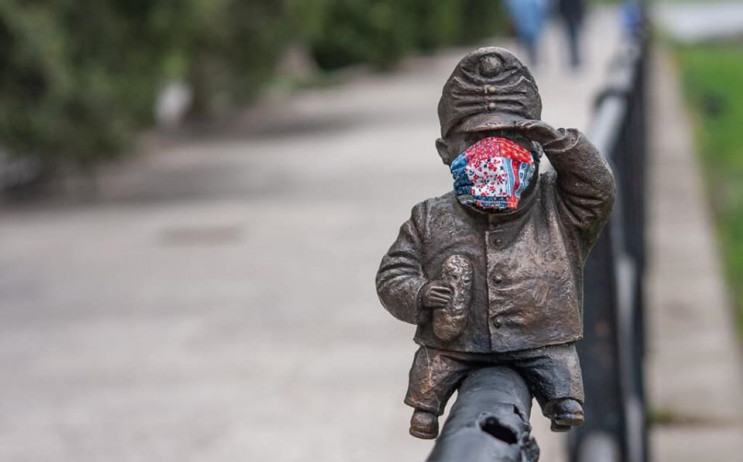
[568,21,650,462]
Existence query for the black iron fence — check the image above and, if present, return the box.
[425,16,651,462]
[568,27,650,462]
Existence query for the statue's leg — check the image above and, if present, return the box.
[507,343,585,432]
[405,346,470,439]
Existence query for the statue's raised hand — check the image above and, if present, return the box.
[516,120,563,146]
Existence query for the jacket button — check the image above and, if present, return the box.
[494,276,503,283]
[493,318,503,328]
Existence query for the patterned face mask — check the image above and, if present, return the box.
[450,136,536,211]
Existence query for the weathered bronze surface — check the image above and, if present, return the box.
[375,47,615,442]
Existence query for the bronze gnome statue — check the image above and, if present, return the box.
[375,48,615,439]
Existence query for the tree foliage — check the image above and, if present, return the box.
[0,0,507,171]
[0,0,288,169]
[0,1,170,166]
[302,0,508,71]
[167,0,289,118]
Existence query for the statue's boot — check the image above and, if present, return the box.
[410,409,439,439]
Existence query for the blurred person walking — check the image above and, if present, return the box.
[620,0,644,39]
[556,0,585,69]
[505,0,547,66]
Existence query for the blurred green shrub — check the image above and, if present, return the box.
[411,0,462,52]
[0,1,170,167]
[0,0,289,170]
[0,0,507,172]
[298,0,415,70]
[300,0,507,71]
[168,0,289,118]
[459,0,510,45]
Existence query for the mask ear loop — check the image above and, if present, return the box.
[530,140,544,160]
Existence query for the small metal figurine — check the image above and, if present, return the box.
[376,47,615,440]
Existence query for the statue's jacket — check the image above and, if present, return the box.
[376,129,616,353]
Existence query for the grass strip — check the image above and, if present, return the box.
[676,43,743,335]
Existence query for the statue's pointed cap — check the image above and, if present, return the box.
[438,47,542,138]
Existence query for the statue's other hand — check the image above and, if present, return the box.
[421,282,453,309]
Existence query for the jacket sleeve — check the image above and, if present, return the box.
[375,202,430,325]
[543,128,616,255]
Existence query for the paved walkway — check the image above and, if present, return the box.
[3,8,717,462]
[655,1,743,43]
[647,50,743,462]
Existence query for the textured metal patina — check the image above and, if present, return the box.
[375,47,615,448]
[377,131,615,353]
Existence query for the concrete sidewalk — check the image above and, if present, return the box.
[655,2,743,44]
[0,8,682,462]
